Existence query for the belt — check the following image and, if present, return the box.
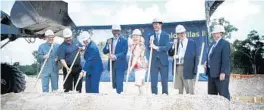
[176,64,183,66]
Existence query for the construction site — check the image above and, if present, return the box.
[1,0,264,110]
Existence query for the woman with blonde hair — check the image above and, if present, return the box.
[128,29,148,95]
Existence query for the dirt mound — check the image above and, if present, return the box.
[230,77,264,96]
[1,92,231,110]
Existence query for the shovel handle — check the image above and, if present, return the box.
[124,52,133,92]
[74,74,83,91]
[146,37,154,92]
[109,43,112,83]
[62,50,81,86]
[173,42,178,89]
[194,42,205,93]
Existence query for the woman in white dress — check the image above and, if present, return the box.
[128,29,148,95]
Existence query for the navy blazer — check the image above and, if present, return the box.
[206,39,230,78]
[103,36,128,71]
[145,31,170,66]
[168,39,198,79]
[83,41,103,75]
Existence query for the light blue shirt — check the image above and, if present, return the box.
[37,42,60,74]
[155,30,162,43]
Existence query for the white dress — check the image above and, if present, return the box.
[134,57,147,86]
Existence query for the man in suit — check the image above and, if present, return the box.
[78,31,103,93]
[205,25,230,100]
[37,29,60,92]
[103,24,128,94]
[168,25,198,94]
[146,18,170,94]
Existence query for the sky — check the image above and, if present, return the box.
[1,0,264,65]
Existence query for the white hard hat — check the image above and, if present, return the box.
[132,29,142,36]
[175,25,186,33]
[45,29,54,36]
[112,24,121,30]
[78,31,90,44]
[152,18,163,23]
[63,28,72,38]
[212,25,225,34]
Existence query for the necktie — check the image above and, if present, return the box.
[178,40,184,64]
[208,42,216,66]
[112,37,118,54]
[180,40,183,48]
[156,32,160,44]
[208,42,216,58]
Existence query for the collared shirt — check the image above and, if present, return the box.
[177,37,188,64]
[38,42,60,73]
[112,36,119,51]
[106,36,120,54]
[155,30,162,43]
[57,39,82,65]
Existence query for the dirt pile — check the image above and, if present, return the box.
[1,93,231,110]
[230,77,264,96]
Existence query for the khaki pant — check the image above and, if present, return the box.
[174,65,194,94]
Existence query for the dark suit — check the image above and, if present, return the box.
[145,31,170,94]
[206,38,230,100]
[168,39,198,79]
[103,36,128,94]
[168,39,198,94]
[83,41,103,93]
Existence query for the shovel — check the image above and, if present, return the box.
[34,43,54,88]
[194,42,205,94]
[62,50,81,91]
[146,36,154,93]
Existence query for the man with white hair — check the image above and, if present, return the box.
[37,29,60,92]
[168,25,198,94]
[205,25,231,100]
[78,31,103,93]
[57,28,83,93]
[103,24,128,94]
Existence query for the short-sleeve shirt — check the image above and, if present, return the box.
[57,39,82,65]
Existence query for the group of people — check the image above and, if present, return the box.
[37,18,231,100]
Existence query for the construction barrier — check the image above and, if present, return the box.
[231,74,264,79]
[233,96,264,103]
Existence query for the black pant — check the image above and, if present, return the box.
[207,68,230,100]
[63,64,82,93]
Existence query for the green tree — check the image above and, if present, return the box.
[232,30,264,74]
[209,17,238,42]
[18,51,39,75]
[97,41,108,60]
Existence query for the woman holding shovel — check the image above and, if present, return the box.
[78,31,103,93]
[127,29,148,95]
